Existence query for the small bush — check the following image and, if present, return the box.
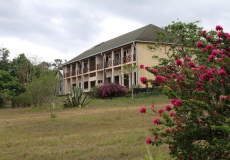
[95,83,128,99]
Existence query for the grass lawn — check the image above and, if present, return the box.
[0,95,170,160]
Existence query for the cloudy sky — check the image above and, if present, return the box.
[1,0,230,63]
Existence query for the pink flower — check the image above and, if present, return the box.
[146,138,152,144]
[171,99,182,106]
[155,75,166,84]
[172,73,177,78]
[171,128,175,133]
[165,105,172,111]
[153,118,160,124]
[209,78,215,82]
[196,41,203,48]
[158,109,164,114]
[140,76,147,84]
[188,61,196,68]
[216,25,223,31]
[202,48,207,53]
[154,135,159,139]
[206,35,212,39]
[220,79,225,83]
[140,64,144,69]
[218,68,227,75]
[206,44,213,50]
[145,66,149,69]
[170,112,175,117]
[214,110,218,114]
[208,55,216,62]
[176,59,182,66]
[165,129,170,133]
[151,104,155,109]
[218,32,222,38]
[140,107,146,113]
[151,69,158,73]
[200,30,206,36]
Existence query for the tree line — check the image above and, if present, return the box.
[0,47,65,108]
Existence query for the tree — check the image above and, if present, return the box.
[0,47,10,71]
[26,70,59,107]
[0,70,24,107]
[141,24,230,159]
[148,20,202,66]
[122,64,138,99]
[11,53,33,85]
[52,59,65,70]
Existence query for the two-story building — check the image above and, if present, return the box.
[63,24,167,93]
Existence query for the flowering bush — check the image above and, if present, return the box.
[95,83,128,99]
[140,25,230,159]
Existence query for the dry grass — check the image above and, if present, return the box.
[0,95,170,160]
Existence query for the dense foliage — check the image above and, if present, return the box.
[141,23,230,159]
[94,83,128,99]
[0,47,65,108]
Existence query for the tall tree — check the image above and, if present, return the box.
[0,70,24,107]
[0,47,10,71]
[11,53,33,85]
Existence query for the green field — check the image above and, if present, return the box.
[0,95,170,160]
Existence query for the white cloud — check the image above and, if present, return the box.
[0,37,71,62]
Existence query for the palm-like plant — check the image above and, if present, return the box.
[64,87,92,108]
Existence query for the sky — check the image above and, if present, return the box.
[1,0,230,63]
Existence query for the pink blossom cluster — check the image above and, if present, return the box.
[140,76,147,84]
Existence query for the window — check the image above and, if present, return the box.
[84,82,88,89]
[114,75,119,84]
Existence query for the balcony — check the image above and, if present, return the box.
[105,60,112,68]
[77,69,82,75]
[97,63,103,70]
[123,55,132,63]
[89,66,96,71]
[83,67,88,73]
[113,59,121,66]
[72,70,76,76]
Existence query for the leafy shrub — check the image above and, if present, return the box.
[94,83,128,99]
[141,23,230,159]
[11,92,31,107]
[64,86,92,108]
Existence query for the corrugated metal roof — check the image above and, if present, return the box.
[64,24,163,65]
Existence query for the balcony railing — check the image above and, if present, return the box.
[105,60,112,68]
[113,59,121,66]
[89,66,96,71]
[97,63,103,70]
[123,55,132,63]
[72,70,76,76]
[77,69,82,75]
[83,67,88,73]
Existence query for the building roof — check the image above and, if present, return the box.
[65,24,164,65]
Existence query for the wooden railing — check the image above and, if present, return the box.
[123,55,132,63]
[89,66,96,71]
[77,69,82,75]
[97,63,103,70]
[113,59,121,66]
[105,60,112,68]
[72,70,76,76]
[83,67,88,73]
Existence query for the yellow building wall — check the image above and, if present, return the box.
[136,42,170,87]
